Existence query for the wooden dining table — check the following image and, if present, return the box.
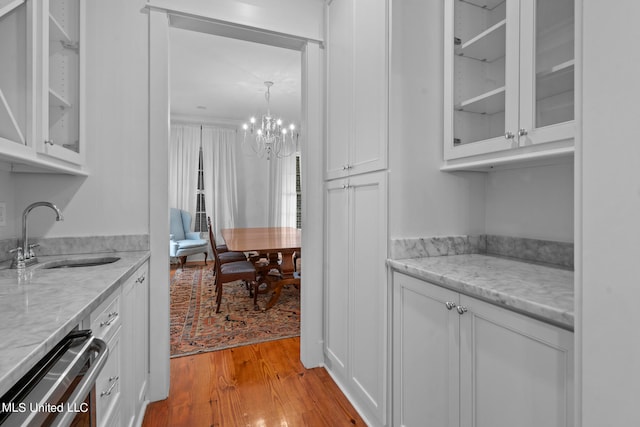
[221,227,301,309]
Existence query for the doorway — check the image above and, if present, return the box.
[148,8,325,400]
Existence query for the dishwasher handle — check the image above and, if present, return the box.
[51,336,108,427]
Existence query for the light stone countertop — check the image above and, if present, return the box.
[0,251,150,397]
[387,254,574,330]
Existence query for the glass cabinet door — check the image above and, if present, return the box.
[43,0,82,163]
[525,0,574,133]
[450,0,518,155]
[0,1,29,148]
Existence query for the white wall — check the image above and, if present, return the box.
[389,0,486,239]
[150,0,324,43]
[580,0,640,424]
[10,0,149,240]
[0,168,16,239]
[485,162,574,242]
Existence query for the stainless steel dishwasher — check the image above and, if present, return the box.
[0,329,108,427]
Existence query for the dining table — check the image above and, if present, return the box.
[221,227,301,310]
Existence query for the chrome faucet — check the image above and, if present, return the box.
[10,202,64,268]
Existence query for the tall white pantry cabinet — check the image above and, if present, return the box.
[324,0,388,425]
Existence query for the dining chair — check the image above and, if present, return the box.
[208,217,258,313]
[207,217,247,266]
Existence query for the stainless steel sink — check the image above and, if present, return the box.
[40,256,121,269]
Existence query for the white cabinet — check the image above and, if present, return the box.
[324,171,388,425]
[393,273,574,427]
[84,261,150,427]
[443,0,576,170]
[122,261,150,427]
[39,0,85,165]
[325,0,387,179]
[0,0,86,174]
[87,288,122,427]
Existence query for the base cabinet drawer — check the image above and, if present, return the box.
[392,272,574,427]
[96,329,121,427]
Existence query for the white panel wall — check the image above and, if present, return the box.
[150,0,324,42]
[389,0,486,239]
[12,0,149,239]
[580,0,640,425]
[485,162,574,242]
[0,169,16,239]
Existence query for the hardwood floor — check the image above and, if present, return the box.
[142,337,365,426]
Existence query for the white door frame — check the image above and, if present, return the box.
[147,6,325,400]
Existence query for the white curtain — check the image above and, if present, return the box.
[168,125,200,222]
[201,126,239,241]
[268,155,297,228]
[169,124,239,241]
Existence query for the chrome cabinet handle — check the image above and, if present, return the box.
[504,131,515,140]
[136,274,146,284]
[456,305,468,315]
[445,301,457,310]
[518,128,528,136]
[100,311,119,327]
[44,140,54,146]
[100,376,119,397]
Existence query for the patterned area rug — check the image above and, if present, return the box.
[170,265,300,357]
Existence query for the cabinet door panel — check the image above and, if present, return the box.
[324,180,350,377]
[326,0,352,179]
[393,274,459,427]
[351,0,387,176]
[459,295,574,427]
[350,172,387,418]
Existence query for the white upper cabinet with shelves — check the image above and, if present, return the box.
[326,0,388,180]
[0,0,86,174]
[0,1,30,153]
[443,0,576,171]
[40,0,84,165]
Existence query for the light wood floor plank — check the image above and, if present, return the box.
[142,337,365,426]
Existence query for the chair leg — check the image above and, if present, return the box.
[215,278,224,313]
[179,256,186,269]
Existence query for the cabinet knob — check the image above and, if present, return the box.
[518,128,528,136]
[445,301,457,310]
[44,140,55,146]
[504,131,515,140]
[456,305,468,315]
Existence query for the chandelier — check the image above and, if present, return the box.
[242,81,298,160]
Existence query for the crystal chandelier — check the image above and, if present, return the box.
[242,81,298,160]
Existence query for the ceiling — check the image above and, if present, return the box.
[169,27,302,126]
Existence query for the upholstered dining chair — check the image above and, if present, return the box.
[206,217,247,266]
[208,217,258,313]
[169,208,209,269]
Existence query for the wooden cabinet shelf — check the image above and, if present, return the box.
[536,59,574,101]
[0,0,23,20]
[49,88,72,110]
[456,86,506,115]
[457,19,506,62]
[49,13,71,44]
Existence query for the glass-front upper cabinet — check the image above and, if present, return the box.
[0,1,30,152]
[444,0,575,168]
[39,0,83,165]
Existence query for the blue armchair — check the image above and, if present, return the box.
[170,208,209,268]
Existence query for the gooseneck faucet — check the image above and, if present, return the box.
[11,202,64,268]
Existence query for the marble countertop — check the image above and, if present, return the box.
[0,251,150,397]
[387,254,574,330]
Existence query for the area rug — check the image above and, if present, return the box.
[170,265,300,357]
